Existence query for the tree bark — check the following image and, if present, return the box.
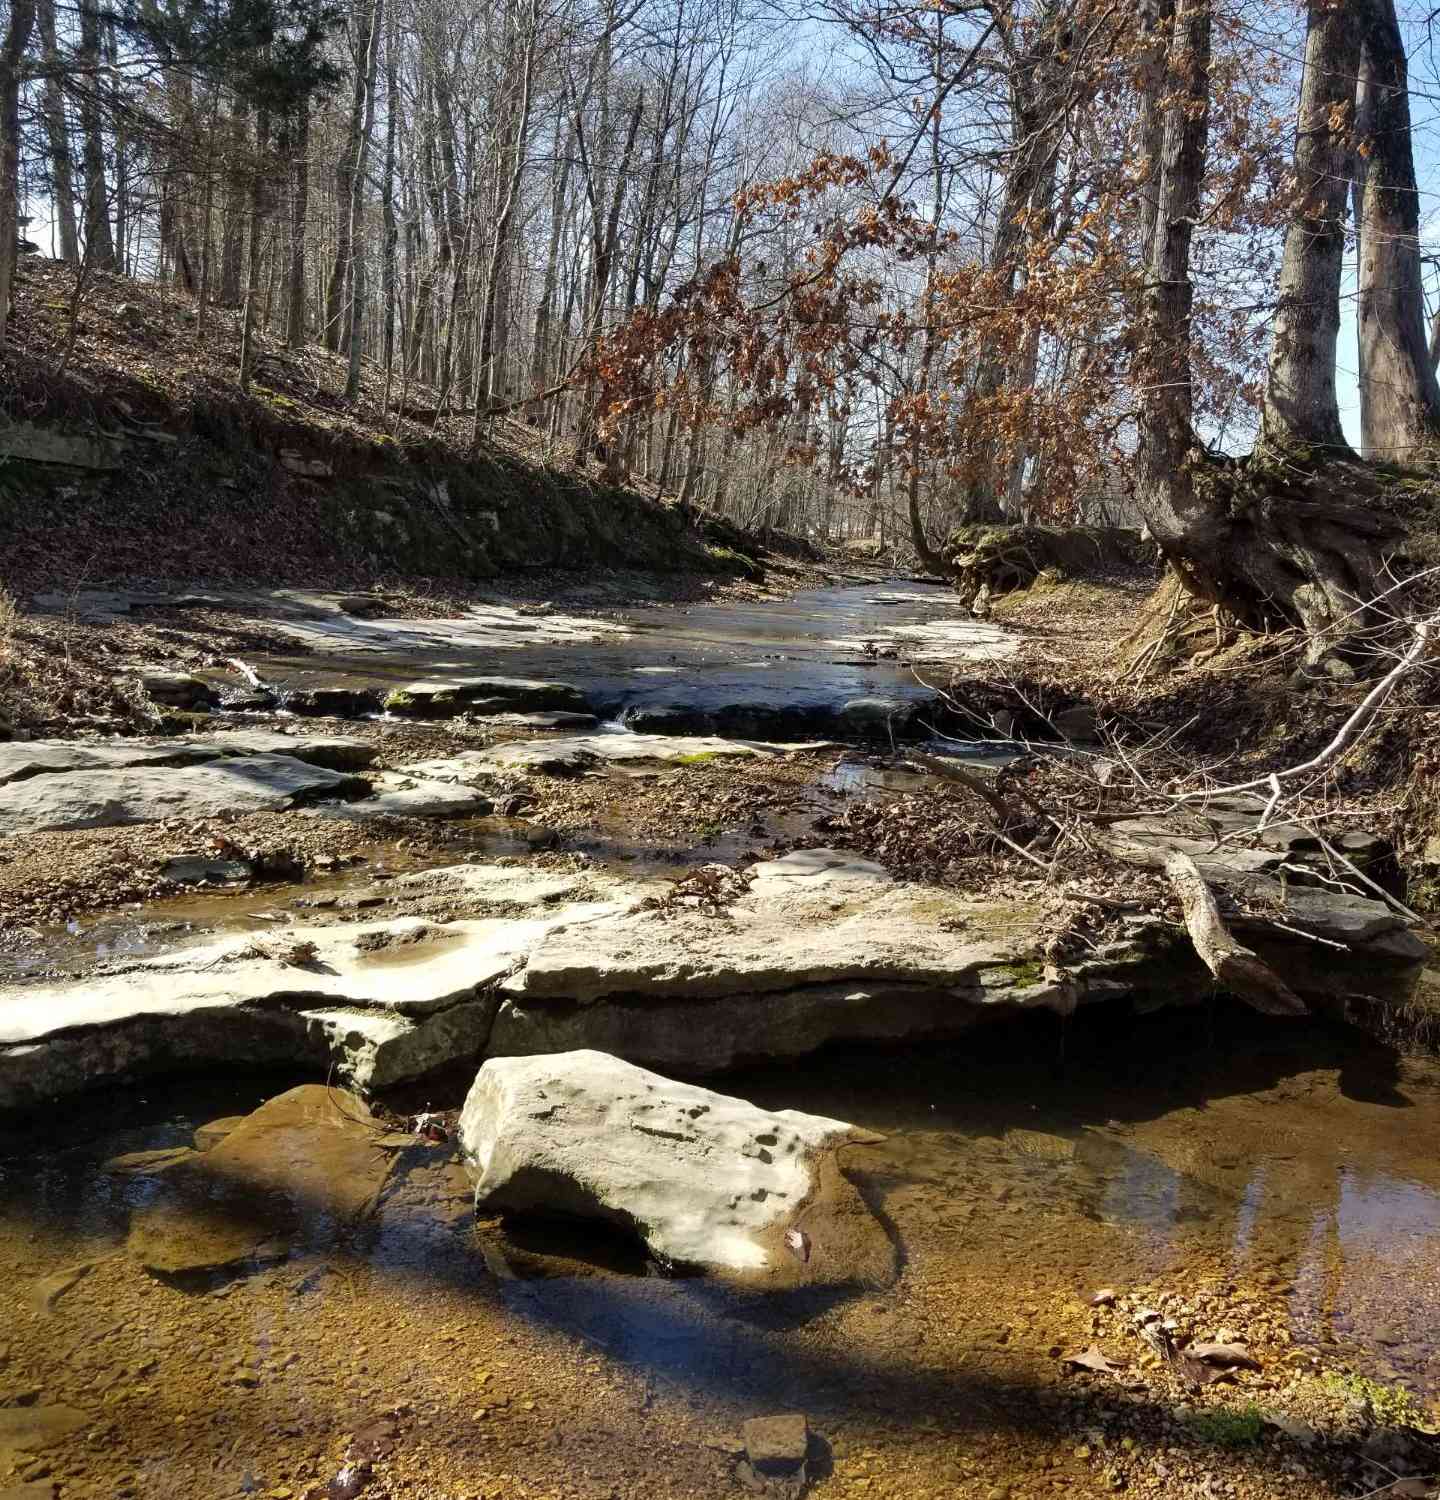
[1354,0,1440,459]
[344,0,384,399]
[1163,852,1307,1017]
[326,0,378,352]
[239,107,271,391]
[287,99,310,347]
[36,0,78,264]
[0,0,37,351]
[1134,0,1212,556]
[77,0,115,269]
[1261,0,1360,455]
[1132,0,1402,646]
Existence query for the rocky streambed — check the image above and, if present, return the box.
[3,576,1440,1499]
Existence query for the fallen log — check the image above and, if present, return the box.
[1163,850,1307,1017]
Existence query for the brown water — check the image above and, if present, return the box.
[2,1006,1439,1498]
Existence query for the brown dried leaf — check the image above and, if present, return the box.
[1061,1344,1121,1375]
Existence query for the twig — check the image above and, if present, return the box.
[1310,830,1430,929]
[1171,620,1432,804]
[905,751,1017,823]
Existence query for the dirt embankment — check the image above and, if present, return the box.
[0,260,818,599]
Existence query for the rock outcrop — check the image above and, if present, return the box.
[0,849,1425,1110]
[459,1050,896,1290]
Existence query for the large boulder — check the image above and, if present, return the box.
[459,1050,896,1292]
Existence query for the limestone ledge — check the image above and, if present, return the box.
[0,851,1425,1110]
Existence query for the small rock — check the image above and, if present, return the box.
[742,1414,809,1473]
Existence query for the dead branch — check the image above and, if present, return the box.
[904,751,1055,871]
[1163,851,1308,1018]
[1171,620,1432,804]
[906,751,1017,823]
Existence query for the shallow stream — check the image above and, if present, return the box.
[2,1009,1440,1498]
[4,578,1439,1497]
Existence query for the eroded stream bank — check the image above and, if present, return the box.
[3,1009,1440,1500]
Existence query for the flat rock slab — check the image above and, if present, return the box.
[0,740,215,785]
[460,1050,895,1291]
[324,771,494,822]
[127,1085,396,1273]
[747,848,893,896]
[266,605,630,656]
[2,842,1425,1108]
[0,875,627,1108]
[826,619,1019,664]
[454,734,831,777]
[502,869,1029,1007]
[0,731,374,788]
[384,675,590,718]
[0,754,367,836]
[189,729,377,771]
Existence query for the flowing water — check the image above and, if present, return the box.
[249,579,1011,725]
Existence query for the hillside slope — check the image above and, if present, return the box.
[0,260,780,592]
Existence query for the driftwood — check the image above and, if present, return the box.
[1163,851,1307,1017]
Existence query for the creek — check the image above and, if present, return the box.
[2,576,1436,1498]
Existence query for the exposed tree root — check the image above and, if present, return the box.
[1170,451,1420,651]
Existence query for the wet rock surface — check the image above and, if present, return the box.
[383,675,591,718]
[125,1085,395,1273]
[460,1050,896,1291]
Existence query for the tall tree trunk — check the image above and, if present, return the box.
[471,0,538,446]
[1134,0,1213,558]
[345,0,384,399]
[1355,0,1440,459]
[239,108,271,391]
[0,0,36,351]
[287,99,310,346]
[1136,0,1401,647]
[220,99,249,304]
[77,0,115,268]
[1261,0,1360,454]
[380,12,399,401]
[36,0,78,264]
[326,0,377,351]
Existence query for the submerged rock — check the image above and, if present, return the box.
[0,1406,88,1466]
[453,732,829,777]
[617,697,924,742]
[126,1085,396,1273]
[459,1050,896,1291]
[279,686,383,718]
